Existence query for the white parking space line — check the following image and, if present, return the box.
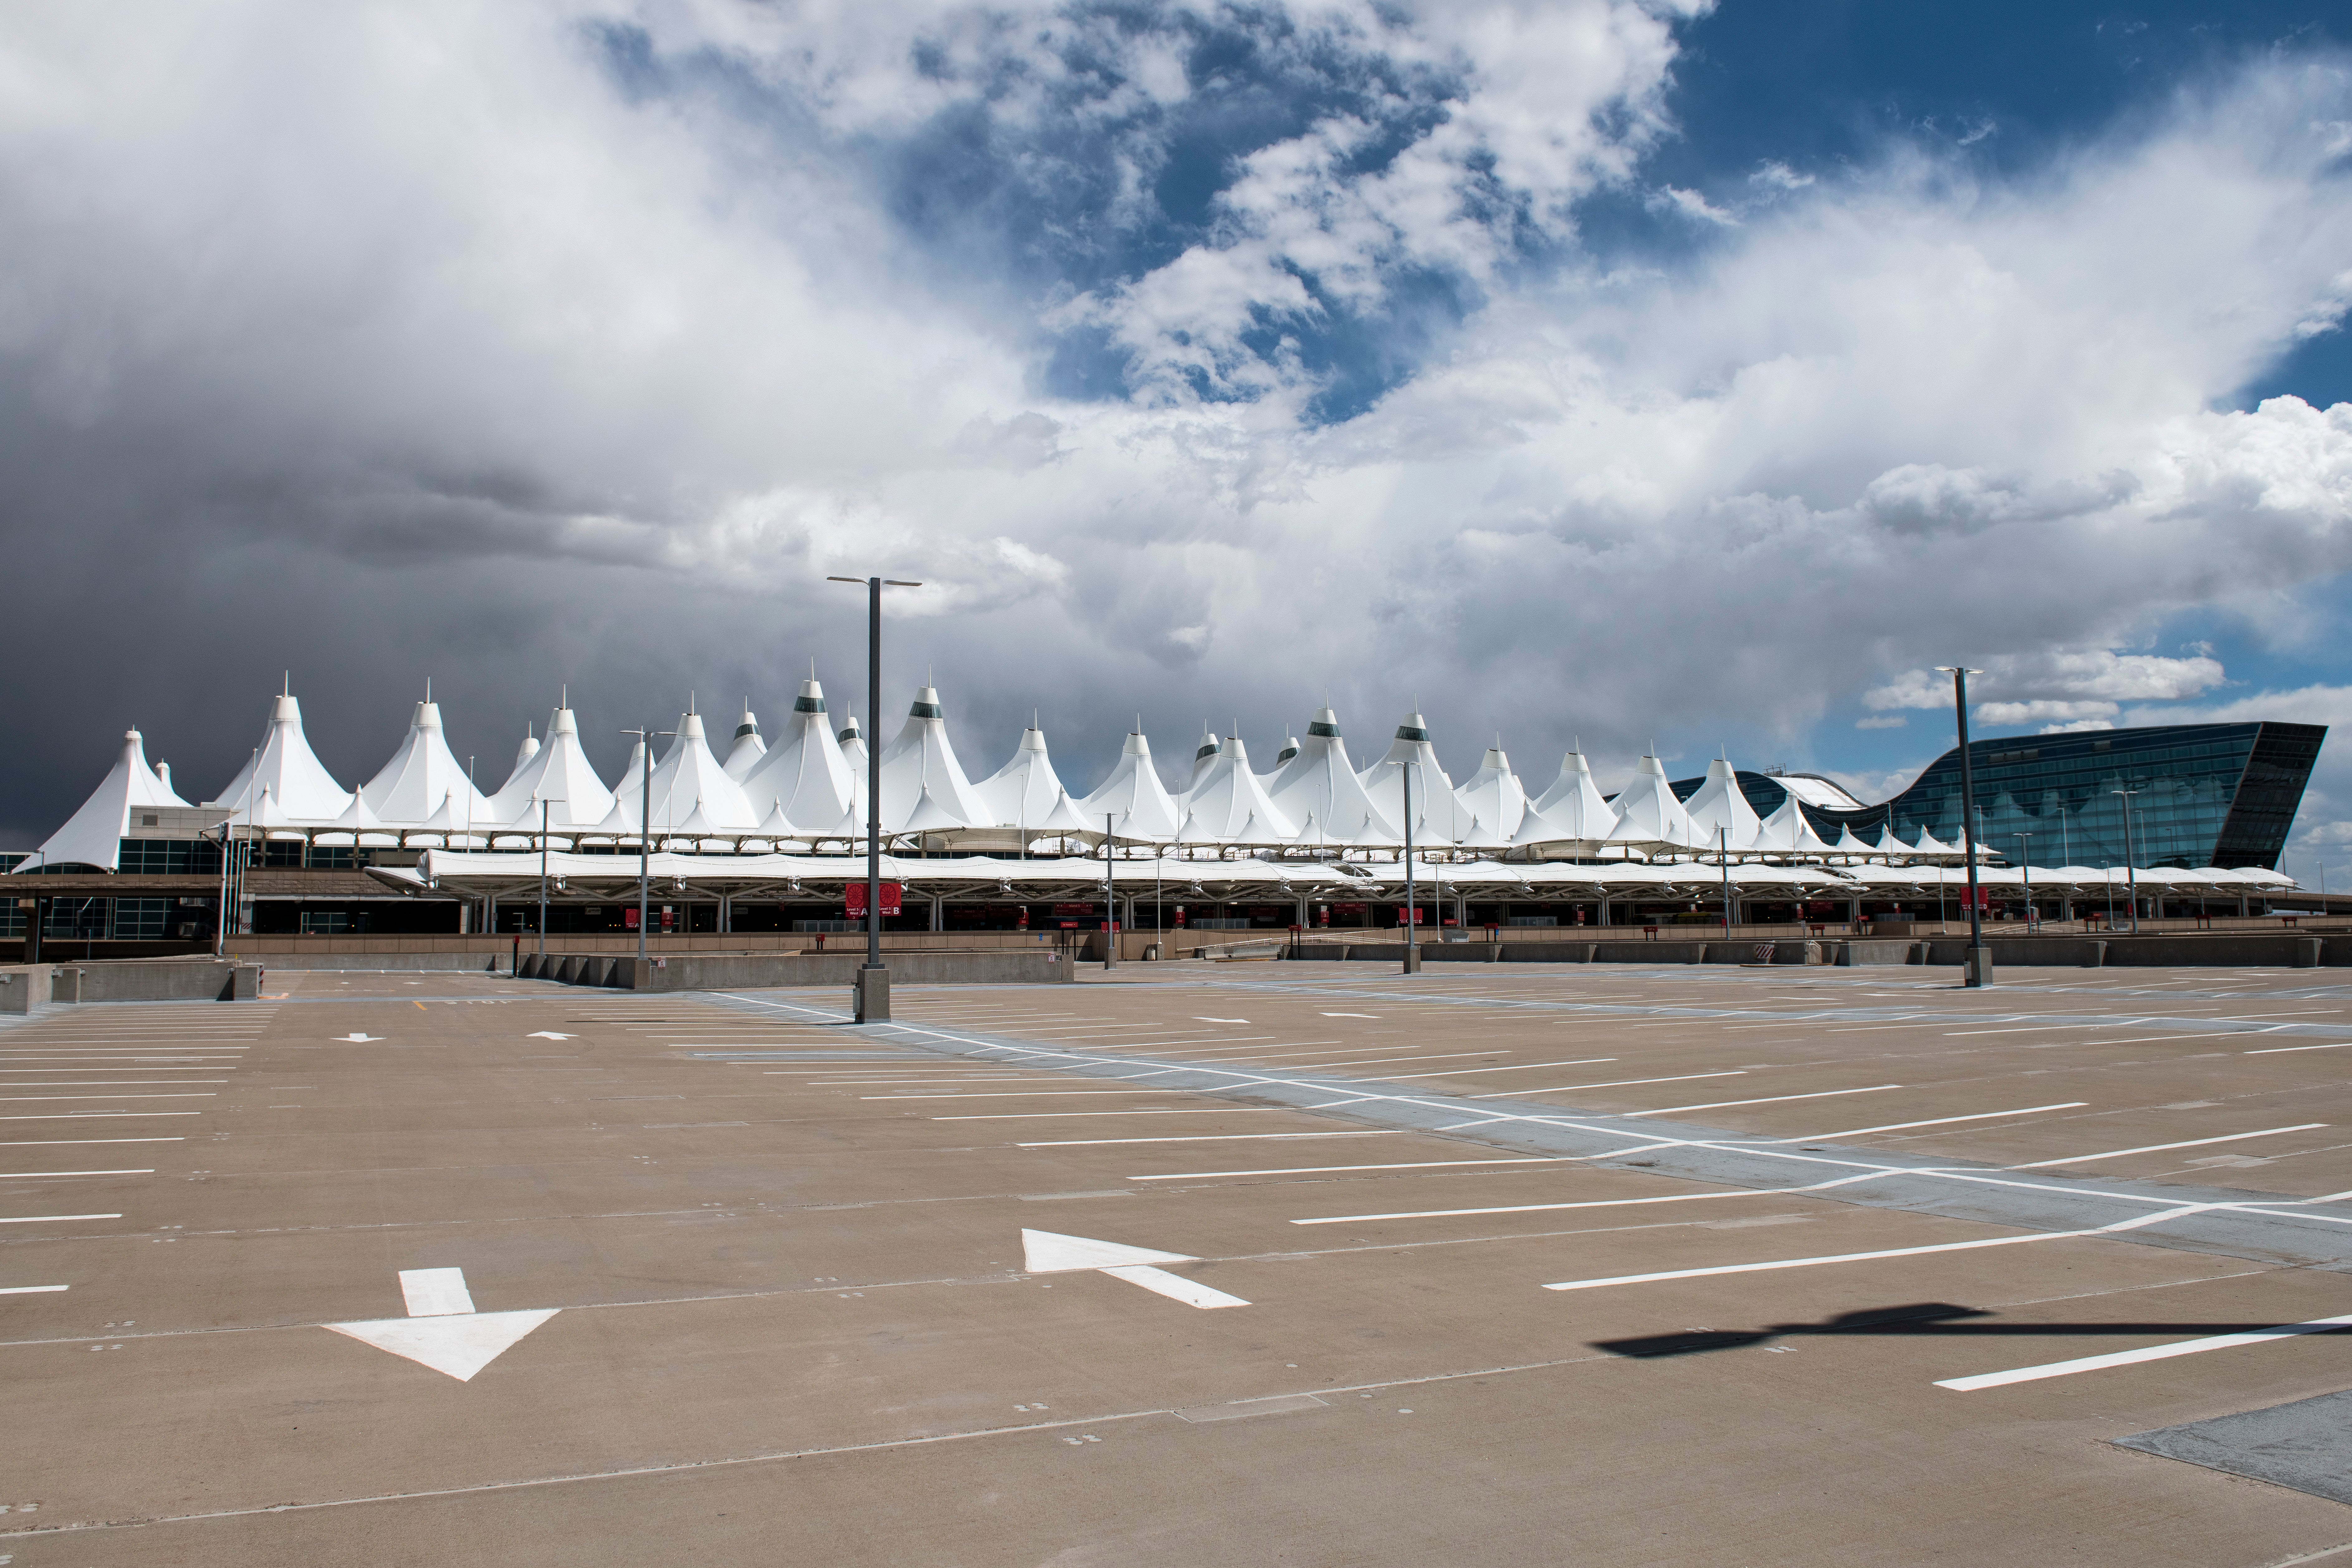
[1363,1057,1616,1083]
[0,1170,151,1179]
[1130,1157,1568,1179]
[0,1112,202,1121]
[1471,1071,1745,1101]
[0,1094,214,1102]
[0,1213,122,1224]
[0,1137,184,1147]
[0,1284,69,1295]
[1017,1131,1407,1147]
[1767,1103,2087,1142]
[865,1089,1193,1101]
[1623,1085,1901,1117]
[2243,1041,2352,1054]
[934,1108,1287,1121]
[2009,1124,2327,1169]
[1936,1312,2352,1391]
[1293,1183,1840,1227]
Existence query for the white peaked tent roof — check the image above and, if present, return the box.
[1833,823,1874,856]
[1453,747,1528,841]
[836,715,868,777]
[1872,826,1910,858]
[205,690,354,821]
[1517,752,1617,850]
[877,686,992,832]
[1266,709,1400,845]
[1682,757,1761,853]
[1077,730,1184,842]
[1605,755,1699,850]
[497,727,540,794]
[1030,788,1093,838]
[1180,734,1298,839]
[360,699,492,828]
[1910,826,1956,858]
[1186,726,1222,794]
[486,706,614,830]
[24,728,191,871]
[1358,712,1468,843]
[643,710,756,831]
[1257,733,1299,791]
[740,679,860,834]
[900,785,968,837]
[977,725,1070,829]
[610,738,649,810]
[1753,788,1834,855]
[723,704,766,780]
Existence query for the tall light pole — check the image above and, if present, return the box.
[2014,831,2032,931]
[2113,786,2142,935]
[537,796,550,958]
[619,723,668,963]
[1402,759,1419,973]
[1104,813,1117,970]
[829,574,921,1021]
[1934,666,1989,986]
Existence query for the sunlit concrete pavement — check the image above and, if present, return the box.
[6,962,2352,1565]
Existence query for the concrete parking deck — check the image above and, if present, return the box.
[7,962,2352,1565]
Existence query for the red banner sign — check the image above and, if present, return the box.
[843,881,902,917]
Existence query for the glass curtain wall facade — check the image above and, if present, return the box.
[1684,723,2325,869]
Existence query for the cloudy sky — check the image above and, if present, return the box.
[3,1,2350,871]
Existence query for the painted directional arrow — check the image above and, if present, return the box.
[526,1032,577,1041]
[323,1268,557,1381]
[1021,1229,1250,1309]
[333,1033,381,1043]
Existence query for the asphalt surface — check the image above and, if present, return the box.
[6,960,2352,1565]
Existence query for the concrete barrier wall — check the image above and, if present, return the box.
[0,965,48,1011]
[1832,941,1923,966]
[242,951,507,972]
[41,962,260,1002]
[532,949,1076,991]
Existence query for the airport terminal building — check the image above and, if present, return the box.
[1,685,2324,948]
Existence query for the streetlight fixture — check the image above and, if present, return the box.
[1933,666,1990,986]
[829,575,922,1021]
[2112,786,2142,935]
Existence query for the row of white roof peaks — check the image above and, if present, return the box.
[29,681,1970,871]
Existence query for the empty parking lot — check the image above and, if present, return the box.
[7,960,2352,1564]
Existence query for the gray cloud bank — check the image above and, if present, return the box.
[2,5,2350,844]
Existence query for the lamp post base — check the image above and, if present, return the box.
[1402,948,1422,974]
[1963,946,1993,988]
[854,965,891,1023]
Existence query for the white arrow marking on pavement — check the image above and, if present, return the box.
[1021,1229,1250,1309]
[334,1034,381,1043]
[526,1032,578,1041]
[323,1267,557,1381]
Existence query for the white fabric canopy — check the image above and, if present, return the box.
[722,704,767,780]
[1681,757,1760,853]
[740,679,860,835]
[25,728,191,871]
[360,698,492,828]
[1452,747,1528,840]
[204,689,353,822]
[1266,708,1399,845]
[486,705,614,830]
[1604,754,1698,851]
[876,686,992,831]
[1077,730,1185,842]
[1358,712,1467,843]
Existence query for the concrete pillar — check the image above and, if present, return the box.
[930,894,943,932]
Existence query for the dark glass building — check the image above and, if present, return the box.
[1673,722,2325,869]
